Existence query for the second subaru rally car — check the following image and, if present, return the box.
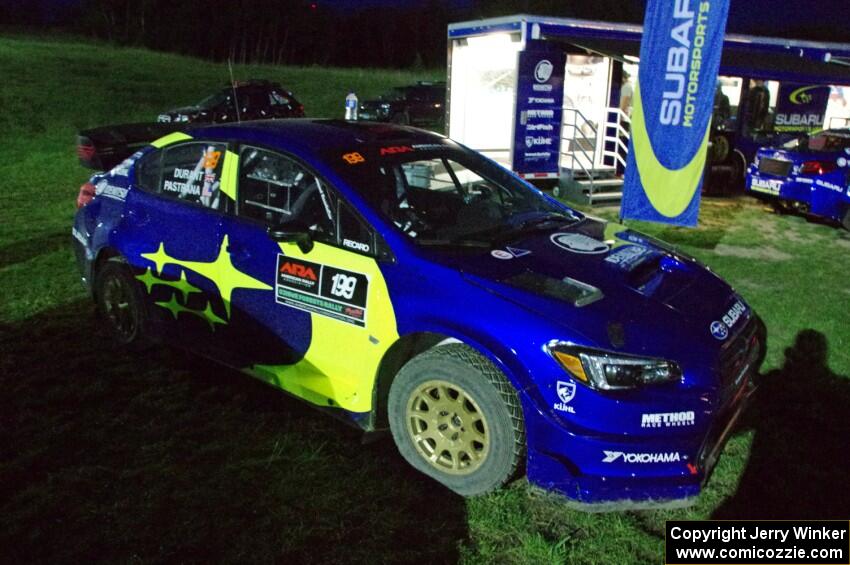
[746,128,850,229]
[73,120,765,506]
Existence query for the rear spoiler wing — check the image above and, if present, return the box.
[77,122,188,171]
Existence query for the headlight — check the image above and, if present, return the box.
[546,342,682,391]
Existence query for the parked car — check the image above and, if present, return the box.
[746,129,850,229]
[358,82,445,126]
[157,79,305,124]
[73,119,764,507]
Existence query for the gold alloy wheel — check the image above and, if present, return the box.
[405,379,490,475]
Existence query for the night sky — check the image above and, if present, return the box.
[2,0,848,43]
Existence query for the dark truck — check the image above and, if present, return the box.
[157,79,305,124]
[358,81,445,127]
[77,80,305,171]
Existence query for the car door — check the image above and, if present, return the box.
[219,145,398,414]
[117,138,238,360]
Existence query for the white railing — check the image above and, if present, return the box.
[561,107,632,194]
[602,107,631,171]
[561,107,600,190]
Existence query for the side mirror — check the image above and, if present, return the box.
[267,223,314,253]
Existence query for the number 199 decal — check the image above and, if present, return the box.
[275,255,369,326]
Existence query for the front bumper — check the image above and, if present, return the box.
[523,317,765,508]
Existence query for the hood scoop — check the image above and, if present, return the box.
[624,253,696,306]
[504,271,603,307]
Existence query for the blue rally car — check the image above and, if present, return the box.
[746,129,850,230]
[73,120,765,507]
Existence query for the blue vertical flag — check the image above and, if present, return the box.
[621,0,730,226]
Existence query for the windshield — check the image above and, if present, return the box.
[384,88,407,101]
[331,145,579,245]
[783,131,850,152]
[196,90,232,110]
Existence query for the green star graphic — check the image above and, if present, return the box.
[153,269,203,301]
[140,235,271,317]
[136,267,159,294]
[155,294,191,320]
[200,302,228,331]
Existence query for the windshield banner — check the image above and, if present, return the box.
[774,83,831,132]
[621,0,730,227]
[512,42,566,178]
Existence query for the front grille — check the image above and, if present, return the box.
[758,157,792,177]
[718,316,760,391]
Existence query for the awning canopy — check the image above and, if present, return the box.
[448,15,850,85]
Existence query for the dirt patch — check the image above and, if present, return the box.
[713,244,793,261]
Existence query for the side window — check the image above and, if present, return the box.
[135,149,162,193]
[270,90,292,108]
[157,142,227,209]
[338,201,374,255]
[237,147,335,241]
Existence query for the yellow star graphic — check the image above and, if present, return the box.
[141,242,172,275]
[139,235,271,317]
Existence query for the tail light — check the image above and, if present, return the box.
[799,160,837,175]
[76,182,96,209]
[77,143,96,160]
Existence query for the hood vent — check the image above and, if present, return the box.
[505,271,603,307]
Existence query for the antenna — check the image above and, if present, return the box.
[228,58,242,123]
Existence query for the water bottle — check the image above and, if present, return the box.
[345,91,359,121]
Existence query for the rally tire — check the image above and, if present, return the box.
[841,208,850,231]
[94,260,146,347]
[388,343,525,496]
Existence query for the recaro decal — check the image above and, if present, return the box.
[275,255,369,327]
[342,239,370,253]
[630,82,711,218]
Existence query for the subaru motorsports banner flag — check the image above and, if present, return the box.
[622,0,730,227]
[774,83,831,133]
[512,42,566,179]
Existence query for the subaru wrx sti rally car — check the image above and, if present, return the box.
[73,120,765,506]
[746,129,850,229]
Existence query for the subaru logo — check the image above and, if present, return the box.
[551,232,610,255]
[710,321,729,341]
[556,380,576,404]
[534,59,553,83]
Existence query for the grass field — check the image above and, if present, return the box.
[1,35,849,564]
